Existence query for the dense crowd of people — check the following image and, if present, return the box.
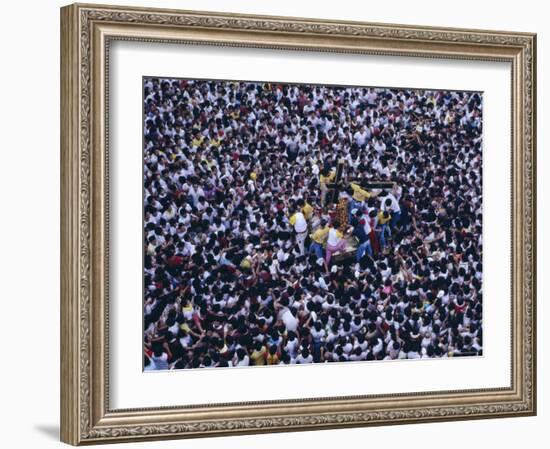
[143,78,483,371]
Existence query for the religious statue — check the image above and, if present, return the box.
[322,158,395,262]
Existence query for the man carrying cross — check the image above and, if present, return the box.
[347,182,374,221]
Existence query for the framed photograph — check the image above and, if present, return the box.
[60,3,537,445]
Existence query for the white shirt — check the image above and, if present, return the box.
[234,355,250,367]
[327,228,342,246]
[382,193,401,213]
[281,308,299,332]
[285,338,299,357]
[361,215,372,235]
[151,352,169,370]
[353,130,370,146]
[144,359,158,371]
[293,212,307,233]
[295,353,313,364]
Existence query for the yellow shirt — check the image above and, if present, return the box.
[182,304,193,314]
[250,347,267,365]
[320,171,336,186]
[311,226,329,244]
[377,210,391,225]
[302,202,314,219]
[240,258,252,270]
[350,183,371,202]
[191,136,204,148]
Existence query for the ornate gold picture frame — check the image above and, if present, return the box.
[60,3,536,445]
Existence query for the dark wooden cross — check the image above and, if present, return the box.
[325,159,394,205]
